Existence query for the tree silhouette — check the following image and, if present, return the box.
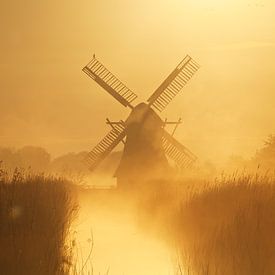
[16,146,51,171]
[254,135,275,168]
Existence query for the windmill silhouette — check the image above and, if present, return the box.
[82,55,200,187]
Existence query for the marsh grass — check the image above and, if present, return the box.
[0,167,78,275]
[177,172,275,275]
[137,171,275,275]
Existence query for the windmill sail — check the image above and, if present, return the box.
[83,57,138,108]
[147,55,200,112]
[85,122,126,171]
[162,130,197,168]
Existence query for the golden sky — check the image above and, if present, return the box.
[0,0,274,163]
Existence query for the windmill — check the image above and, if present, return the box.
[82,54,200,187]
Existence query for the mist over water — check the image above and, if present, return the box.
[74,188,175,275]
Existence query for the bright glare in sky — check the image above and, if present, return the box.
[186,0,242,9]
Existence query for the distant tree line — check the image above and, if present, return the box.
[1,135,274,175]
[227,134,275,171]
[0,146,122,175]
[0,146,88,174]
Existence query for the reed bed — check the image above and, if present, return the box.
[137,172,275,275]
[0,167,78,275]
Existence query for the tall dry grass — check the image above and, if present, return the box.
[137,171,275,275]
[177,172,275,275]
[0,167,78,275]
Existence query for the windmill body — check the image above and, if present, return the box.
[115,103,170,187]
[82,55,200,188]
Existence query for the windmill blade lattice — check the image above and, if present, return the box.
[83,57,138,108]
[148,55,200,112]
[162,130,197,168]
[85,122,126,171]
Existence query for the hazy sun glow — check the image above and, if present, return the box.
[1,0,275,164]
[187,0,236,7]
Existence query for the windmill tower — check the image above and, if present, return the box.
[82,55,200,188]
